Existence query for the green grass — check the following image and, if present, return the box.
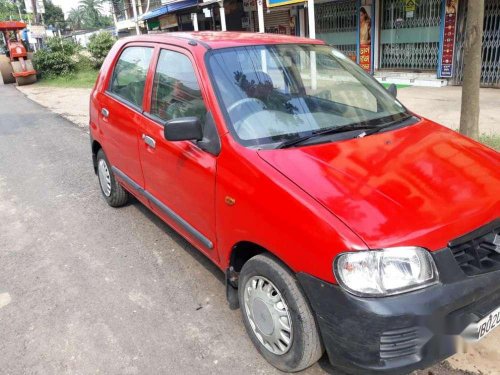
[38,69,99,89]
[479,134,500,151]
[381,83,411,89]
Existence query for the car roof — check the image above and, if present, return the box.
[124,31,326,49]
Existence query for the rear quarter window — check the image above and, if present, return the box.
[108,46,153,109]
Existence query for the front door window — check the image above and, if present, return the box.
[150,49,207,122]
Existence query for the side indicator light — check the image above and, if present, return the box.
[225,196,236,206]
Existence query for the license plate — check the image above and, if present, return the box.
[461,306,500,341]
[477,307,500,340]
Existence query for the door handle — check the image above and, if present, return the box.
[101,108,109,118]
[142,134,156,149]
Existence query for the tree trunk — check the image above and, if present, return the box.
[459,0,484,140]
[30,0,40,24]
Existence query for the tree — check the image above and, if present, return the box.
[67,7,85,30]
[67,0,113,30]
[79,0,103,28]
[459,1,484,140]
[87,31,116,67]
[0,0,18,20]
[43,0,65,28]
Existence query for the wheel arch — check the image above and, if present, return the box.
[225,240,292,310]
[91,139,102,174]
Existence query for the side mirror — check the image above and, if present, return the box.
[387,83,398,98]
[164,117,203,141]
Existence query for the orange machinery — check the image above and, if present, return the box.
[0,21,37,85]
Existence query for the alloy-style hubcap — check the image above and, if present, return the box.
[98,159,112,197]
[244,276,293,355]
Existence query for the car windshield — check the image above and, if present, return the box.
[207,44,409,148]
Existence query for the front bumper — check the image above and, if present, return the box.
[297,248,500,375]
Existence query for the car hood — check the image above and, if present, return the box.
[258,120,500,250]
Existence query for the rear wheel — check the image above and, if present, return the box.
[238,254,324,372]
[96,149,129,207]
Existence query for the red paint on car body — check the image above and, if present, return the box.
[90,32,500,285]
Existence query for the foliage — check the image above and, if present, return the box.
[75,53,95,71]
[38,68,98,88]
[87,31,116,68]
[43,0,65,28]
[67,0,113,30]
[67,7,84,30]
[45,36,80,55]
[79,0,103,27]
[0,0,18,20]
[35,40,99,88]
[33,48,76,76]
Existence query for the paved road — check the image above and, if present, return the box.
[0,85,328,374]
[0,85,472,375]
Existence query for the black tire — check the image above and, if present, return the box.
[238,254,324,372]
[96,149,129,207]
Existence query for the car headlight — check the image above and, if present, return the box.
[333,247,438,297]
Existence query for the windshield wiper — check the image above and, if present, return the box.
[277,114,413,149]
[276,123,379,149]
[356,114,414,138]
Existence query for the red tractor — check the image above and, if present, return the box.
[0,21,37,86]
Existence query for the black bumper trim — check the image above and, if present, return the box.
[297,248,500,375]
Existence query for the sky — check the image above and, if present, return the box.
[51,0,78,16]
[51,0,111,17]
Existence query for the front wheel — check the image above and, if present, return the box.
[238,254,324,372]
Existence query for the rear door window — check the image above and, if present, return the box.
[109,46,153,109]
[150,49,207,123]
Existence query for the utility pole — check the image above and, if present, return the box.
[459,0,484,140]
[307,0,315,39]
[257,0,264,33]
[131,0,141,35]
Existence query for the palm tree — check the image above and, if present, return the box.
[68,0,111,30]
[67,7,85,30]
[78,0,104,28]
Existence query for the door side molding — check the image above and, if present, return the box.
[111,166,214,250]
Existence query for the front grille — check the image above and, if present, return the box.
[380,327,419,360]
[449,219,500,277]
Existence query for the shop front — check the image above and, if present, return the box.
[379,0,442,71]
[452,0,500,87]
[242,0,297,35]
[312,0,454,83]
[144,0,247,33]
[264,6,295,34]
[142,0,499,87]
[159,14,180,31]
[376,0,499,87]
[316,1,358,61]
[314,0,375,73]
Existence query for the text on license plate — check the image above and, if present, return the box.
[477,307,500,340]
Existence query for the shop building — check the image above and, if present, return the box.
[112,0,500,87]
[243,0,499,87]
[140,0,247,32]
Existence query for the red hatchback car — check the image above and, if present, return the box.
[90,32,500,374]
